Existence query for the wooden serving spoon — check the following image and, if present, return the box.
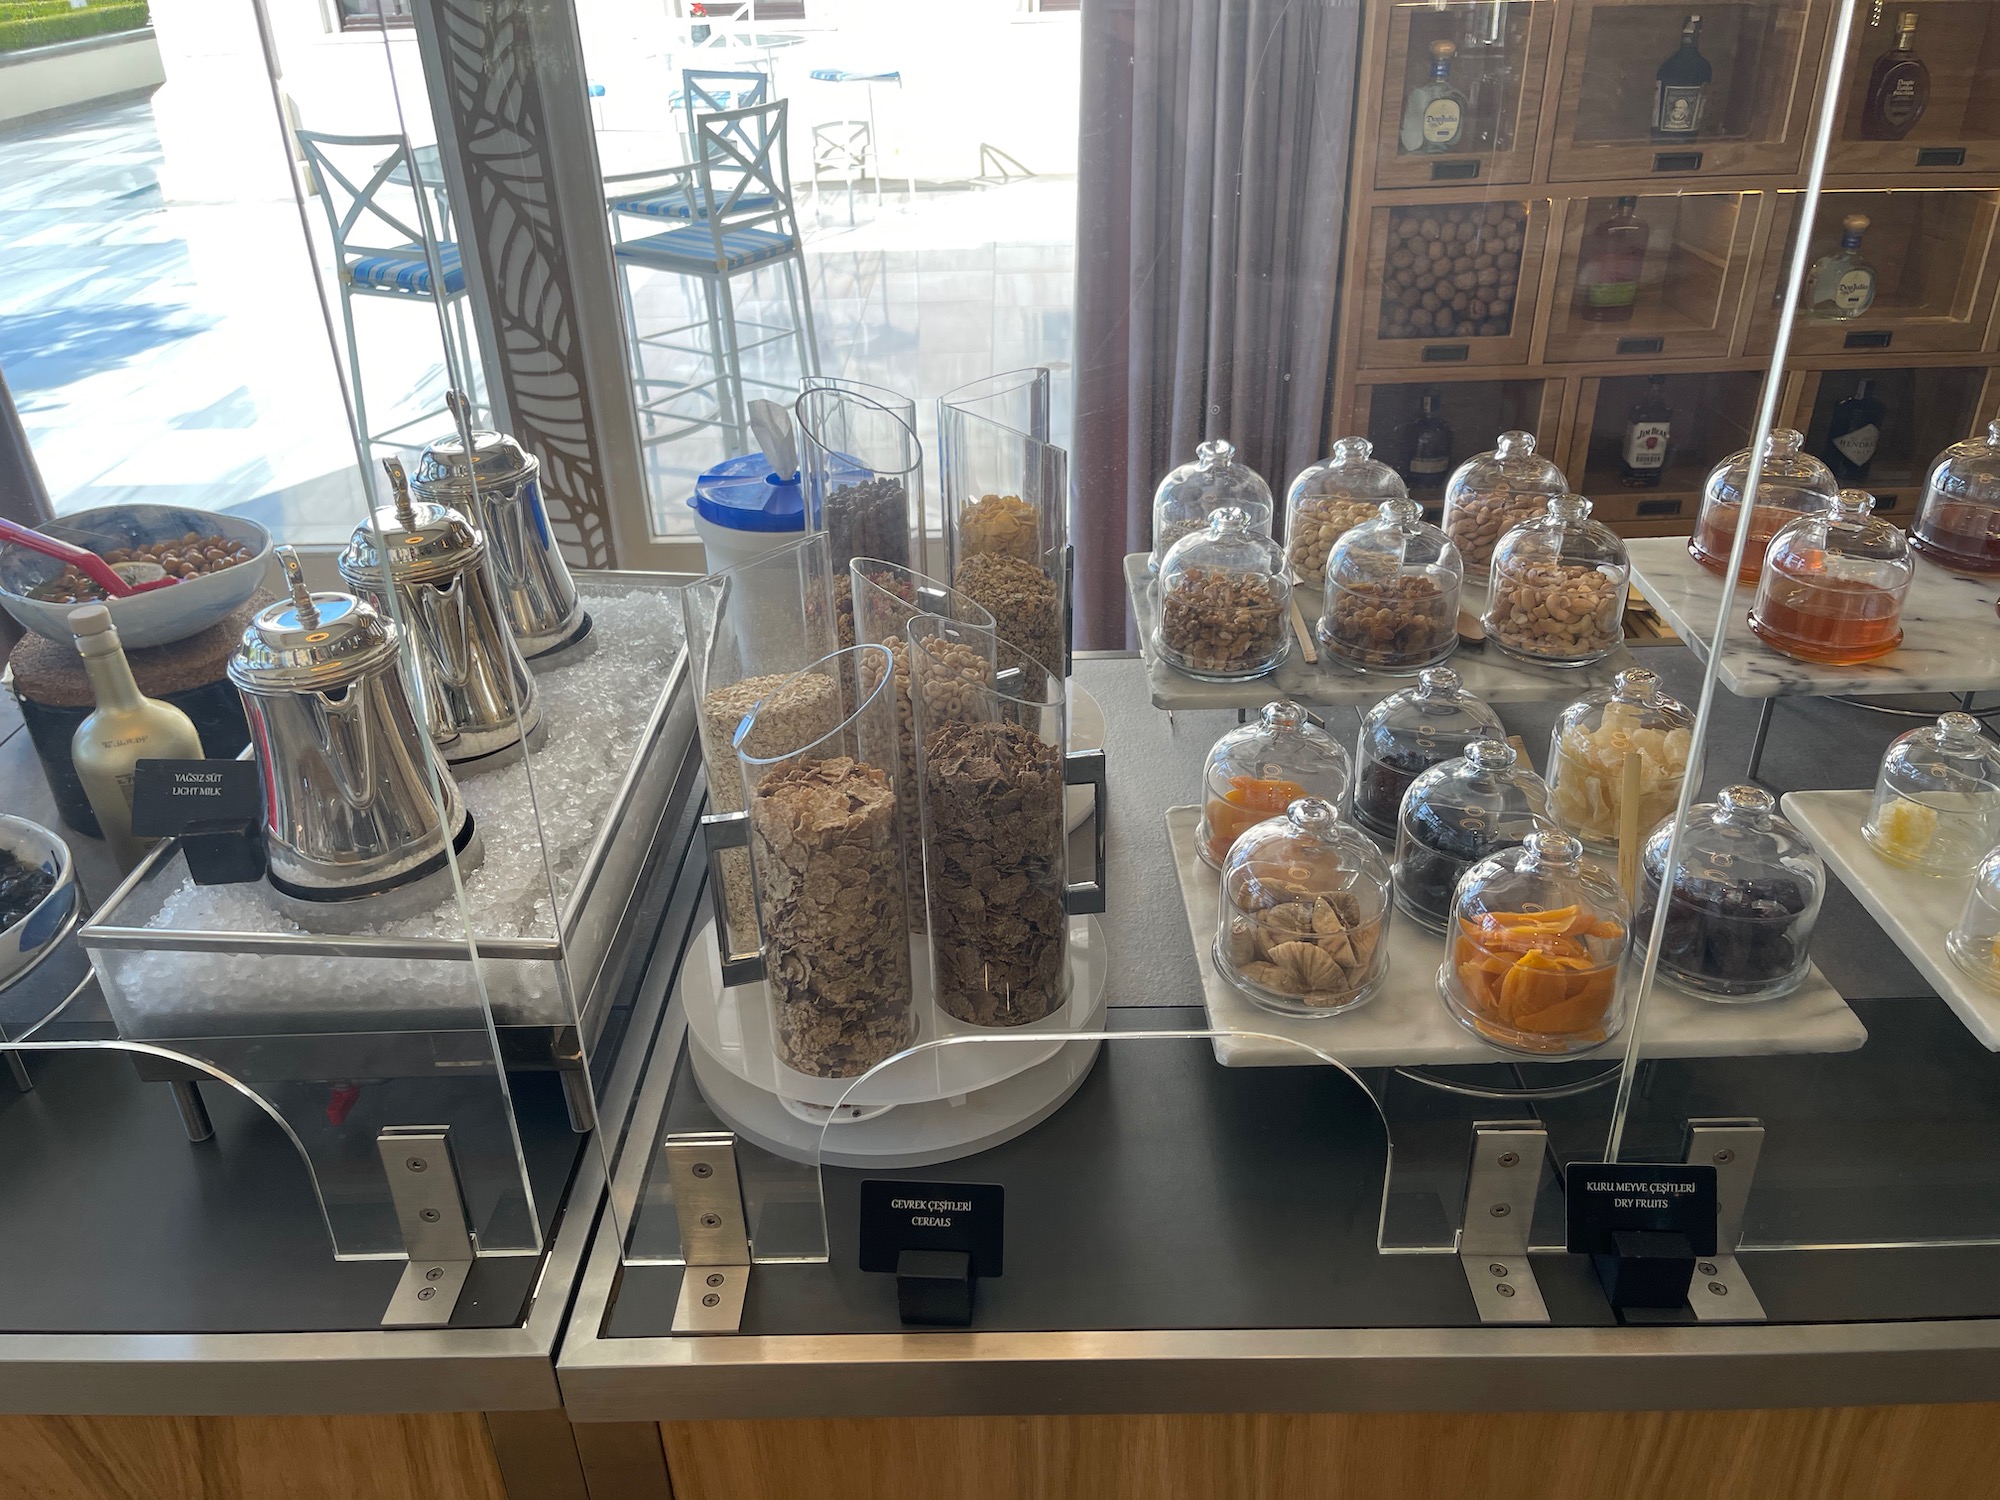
[0,518,176,596]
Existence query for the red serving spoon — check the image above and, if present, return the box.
[0,518,178,596]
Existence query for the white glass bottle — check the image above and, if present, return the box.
[1400,40,1469,155]
[69,604,205,871]
[1806,215,1878,321]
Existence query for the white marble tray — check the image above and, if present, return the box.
[1124,553,1635,710]
[1782,788,2000,1051]
[1626,537,2000,699]
[1164,805,1867,1068]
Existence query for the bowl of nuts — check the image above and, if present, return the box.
[0,504,271,650]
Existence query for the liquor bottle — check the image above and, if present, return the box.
[1574,196,1649,324]
[1621,375,1673,487]
[1653,15,1713,142]
[1400,40,1469,154]
[68,604,205,871]
[1822,378,1886,483]
[1404,389,1455,492]
[1806,214,1878,320]
[1861,11,1929,141]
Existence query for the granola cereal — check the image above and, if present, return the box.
[699,670,842,954]
[921,719,1068,1026]
[958,493,1042,563]
[954,551,1063,696]
[747,756,914,1077]
[1159,566,1286,677]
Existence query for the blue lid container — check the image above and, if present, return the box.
[688,452,805,533]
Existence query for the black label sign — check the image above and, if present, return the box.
[1564,1163,1717,1256]
[130,758,262,837]
[859,1180,1003,1277]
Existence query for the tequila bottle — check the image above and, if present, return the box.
[1404,390,1456,493]
[1401,40,1469,155]
[1806,215,1878,320]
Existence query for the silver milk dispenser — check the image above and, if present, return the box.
[340,457,542,771]
[230,547,483,925]
[411,390,589,662]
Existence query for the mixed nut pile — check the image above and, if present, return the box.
[1487,559,1622,661]
[1284,491,1380,586]
[1159,567,1286,677]
[28,532,257,603]
[1442,488,1554,575]
[1319,573,1455,671]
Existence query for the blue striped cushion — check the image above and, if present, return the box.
[610,188,777,220]
[614,225,796,272]
[346,243,465,295]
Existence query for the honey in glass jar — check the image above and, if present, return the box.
[1748,489,1912,665]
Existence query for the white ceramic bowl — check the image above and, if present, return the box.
[0,815,76,990]
[0,504,272,650]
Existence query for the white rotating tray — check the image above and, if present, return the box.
[1627,536,2000,699]
[1783,788,2000,1052]
[1124,553,1635,710]
[1164,805,1867,1068]
[689,1030,1102,1169]
[682,914,1109,1109]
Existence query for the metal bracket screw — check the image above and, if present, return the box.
[702,1292,721,1308]
[405,1157,428,1172]
[1708,1281,1728,1295]
[1495,1283,1516,1298]
[1490,1202,1510,1217]
[1698,1261,1717,1275]
[425,1267,445,1282]
[416,1286,436,1302]
[1497,1151,1519,1167]
[419,1207,440,1222]
[691,1162,713,1178]
[699,1212,722,1228]
[1712,1148,1735,1165]
[1489,1263,1508,1277]
[706,1273,726,1287]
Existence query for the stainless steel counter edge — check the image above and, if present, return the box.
[555,1296,2000,1422]
[0,1154,597,1415]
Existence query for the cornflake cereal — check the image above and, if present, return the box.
[958,493,1042,563]
[1549,702,1693,848]
[699,670,842,953]
[922,719,1068,1026]
[747,755,913,1077]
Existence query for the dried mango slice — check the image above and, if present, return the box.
[1226,776,1308,814]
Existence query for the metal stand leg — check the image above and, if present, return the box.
[1746,698,1777,782]
[171,1079,214,1143]
[561,1068,597,1134]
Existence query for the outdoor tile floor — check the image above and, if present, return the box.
[1,98,1076,548]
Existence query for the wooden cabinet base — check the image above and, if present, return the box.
[0,1412,508,1500]
[660,1404,2000,1500]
